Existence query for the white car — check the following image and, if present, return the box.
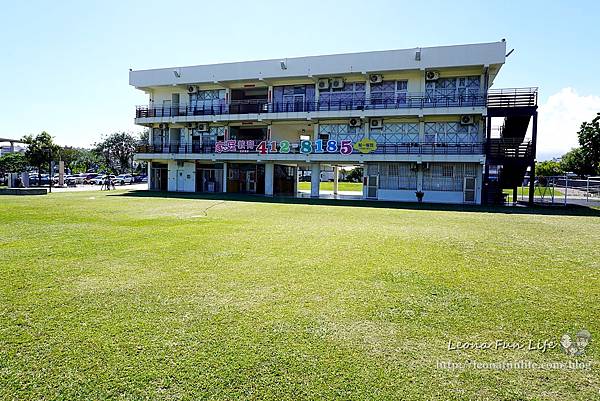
[91,175,115,185]
[114,174,134,185]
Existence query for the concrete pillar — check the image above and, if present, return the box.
[265,162,274,196]
[58,160,65,186]
[310,163,320,198]
[333,165,339,195]
[416,162,423,192]
[222,162,228,193]
[147,161,152,190]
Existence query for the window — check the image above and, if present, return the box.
[424,121,480,144]
[370,80,408,106]
[425,76,481,104]
[423,163,476,191]
[377,163,417,190]
[319,124,364,143]
[369,122,419,145]
[319,82,366,110]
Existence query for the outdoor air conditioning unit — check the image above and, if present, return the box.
[369,118,383,129]
[348,118,362,127]
[186,122,198,129]
[425,71,440,81]
[369,74,383,84]
[460,115,475,125]
[317,78,330,90]
[187,85,198,94]
[158,123,169,130]
[331,77,345,89]
[197,123,209,132]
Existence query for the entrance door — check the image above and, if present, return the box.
[464,176,476,203]
[294,94,305,112]
[172,93,180,116]
[366,175,378,198]
[176,170,185,192]
[246,171,256,193]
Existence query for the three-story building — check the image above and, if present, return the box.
[131,41,538,204]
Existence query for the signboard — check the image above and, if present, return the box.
[214,138,377,155]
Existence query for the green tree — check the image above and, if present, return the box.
[22,132,60,186]
[346,167,363,182]
[93,132,137,174]
[0,152,28,175]
[535,160,563,177]
[577,114,600,175]
[58,147,99,173]
[560,148,588,176]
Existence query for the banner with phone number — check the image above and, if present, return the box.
[215,139,354,155]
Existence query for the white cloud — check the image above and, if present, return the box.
[537,88,600,160]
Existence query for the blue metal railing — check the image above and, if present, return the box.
[135,93,487,118]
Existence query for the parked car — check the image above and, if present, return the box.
[91,175,115,185]
[141,176,148,183]
[114,174,134,185]
[132,174,146,183]
[65,175,85,186]
[83,173,100,184]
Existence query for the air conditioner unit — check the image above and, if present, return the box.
[425,71,440,81]
[197,123,209,132]
[187,85,198,94]
[348,118,362,127]
[369,118,383,129]
[158,123,169,130]
[317,78,329,90]
[369,74,383,84]
[460,115,475,125]
[186,122,197,129]
[331,78,345,89]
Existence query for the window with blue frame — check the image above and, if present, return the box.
[425,76,481,105]
[370,81,408,107]
[273,85,316,112]
[424,122,480,144]
[319,124,365,143]
[190,90,226,114]
[319,83,365,110]
[369,122,419,145]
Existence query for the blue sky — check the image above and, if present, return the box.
[1,0,599,159]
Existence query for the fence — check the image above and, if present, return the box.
[505,176,600,205]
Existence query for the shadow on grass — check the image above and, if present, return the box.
[110,190,600,217]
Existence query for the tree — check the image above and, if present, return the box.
[577,114,600,175]
[22,132,60,186]
[93,132,137,174]
[535,160,563,177]
[346,167,363,182]
[560,148,588,177]
[0,152,28,175]
[59,147,99,173]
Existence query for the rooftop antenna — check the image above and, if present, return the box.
[506,49,515,58]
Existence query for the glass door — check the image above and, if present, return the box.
[464,176,476,203]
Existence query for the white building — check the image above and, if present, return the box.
[130,41,538,204]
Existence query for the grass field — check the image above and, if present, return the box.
[298,182,363,192]
[1,190,599,400]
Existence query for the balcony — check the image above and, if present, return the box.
[136,142,485,156]
[135,92,488,119]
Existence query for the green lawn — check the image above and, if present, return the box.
[298,181,363,192]
[1,191,599,400]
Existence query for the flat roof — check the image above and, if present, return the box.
[130,41,506,88]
